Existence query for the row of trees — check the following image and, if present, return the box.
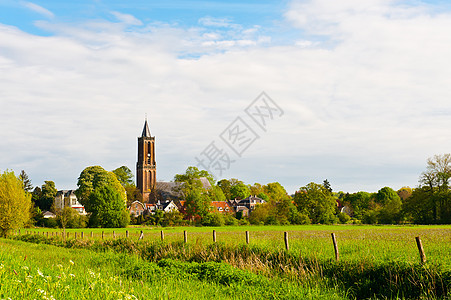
[174,154,451,226]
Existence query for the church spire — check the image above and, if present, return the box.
[141,118,151,137]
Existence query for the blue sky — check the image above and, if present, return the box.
[1,0,451,194]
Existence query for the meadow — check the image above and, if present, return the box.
[4,225,451,299]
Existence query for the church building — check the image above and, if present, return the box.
[136,119,156,203]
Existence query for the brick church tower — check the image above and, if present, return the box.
[136,119,156,203]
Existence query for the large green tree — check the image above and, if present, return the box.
[230,182,250,200]
[376,187,402,224]
[404,154,451,224]
[112,166,134,187]
[0,170,32,237]
[75,166,128,227]
[174,166,215,221]
[293,182,337,224]
[38,181,57,211]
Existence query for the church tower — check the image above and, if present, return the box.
[136,119,156,203]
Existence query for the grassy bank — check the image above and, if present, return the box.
[0,238,344,299]
[19,225,451,268]
[11,232,451,299]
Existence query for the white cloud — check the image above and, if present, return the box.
[110,11,143,26]
[21,1,54,19]
[1,1,451,193]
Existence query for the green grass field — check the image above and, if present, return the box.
[5,225,451,299]
[19,225,451,268]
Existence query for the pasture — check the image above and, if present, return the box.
[4,225,451,299]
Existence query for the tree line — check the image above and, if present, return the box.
[0,153,449,236]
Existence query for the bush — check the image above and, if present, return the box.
[337,212,351,224]
[202,213,225,226]
[224,214,238,226]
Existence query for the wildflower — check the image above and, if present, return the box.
[37,269,44,277]
[56,264,63,269]
[0,263,4,269]
[38,289,45,294]
[21,266,29,270]
[69,273,75,278]
[69,260,74,265]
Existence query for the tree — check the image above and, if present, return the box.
[19,170,33,192]
[207,185,226,202]
[75,166,126,206]
[293,182,337,224]
[56,207,88,229]
[174,166,214,187]
[230,182,250,200]
[174,167,215,222]
[376,187,402,224]
[405,154,451,224]
[0,170,32,237]
[87,185,129,228]
[249,183,265,196]
[75,166,128,227]
[323,179,332,193]
[112,166,134,187]
[263,182,290,204]
[38,181,57,211]
[217,179,232,199]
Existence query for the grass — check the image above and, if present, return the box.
[0,238,345,299]
[18,225,451,268]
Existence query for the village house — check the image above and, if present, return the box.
[54,190,87,215]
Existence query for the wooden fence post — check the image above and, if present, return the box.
[74,232,77,239]
[161,230,164,241]
[126,230,129,238]
[81,232,84,239]
[138,230,144,241]
[284,232,289,251]
[246,231,250,244]
[113,231,116,239]
[102,231,104,240]
[213,230,216,243]
[91,231,93,239]
[415,236,426,264]
[331,233,339,261]
[184,230,188,243]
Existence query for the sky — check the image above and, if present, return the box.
[1,0,450,194]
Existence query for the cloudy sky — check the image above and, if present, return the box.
[1,0,450,194]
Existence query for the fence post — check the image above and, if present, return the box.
[102,231,104,240]
[284,232,289,251]
[161,230,164,241]
[184,230,188,243]
[331,233,339,261]
[113,231,115,239]
[246,231,250,244]
[91,231,93,239]
[138,230,144,241]
[415,236,426,264]
[126,230,129,238]
[74,232,77,239]
[213,230,216,243]
[81,232,84,239]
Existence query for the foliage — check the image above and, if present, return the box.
[230,182,250,200]
[56,207,88,228]
[294,182,338,224]
[112,166,134,187]
[217,179,232,199]
[0,170,32,237]
[207,185,226,202]
[174,166,214,187]
[36,180,57,211]
[75,165,126,207]
[18,170,33,192]
[87,185,129,228]
[184,187,210,221]
[404,154,451,224]
[376,187,403,224]
[202,212,225,226]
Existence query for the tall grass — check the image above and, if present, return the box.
[0,238,345,299]
[13,233,451,299]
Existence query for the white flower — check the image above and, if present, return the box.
[21,266,29,270]
[38,289,45,293]
[69,273,75,278]
[69,260,74,265]
[37,269,44,277]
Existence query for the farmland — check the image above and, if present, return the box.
[2,225,451,299]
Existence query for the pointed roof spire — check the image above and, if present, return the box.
[141,117,151,137]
